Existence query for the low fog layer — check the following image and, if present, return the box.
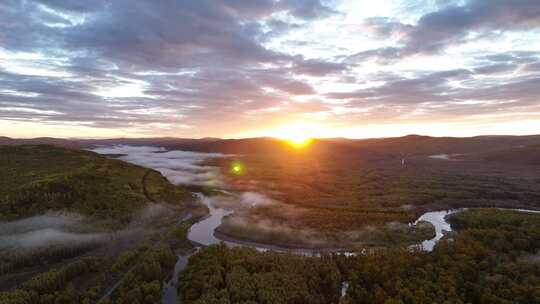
[207,192,274,210]
[217,196,331,247]
[92,145,384,248]
[0,213,81,235]
[0,204,174,252]
[92,145,226,187]
[0,214,106,251]
[0,228,107,250]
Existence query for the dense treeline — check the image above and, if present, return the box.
[337,209,540,303]
[0,145,195,225]
[180,210,540,304]
[0,242,102,275]
[449,209,540,231]
[1,244,179,304]
[179,244,342,304]
[220,150,540,234]
[0,257,102,304]
[102,245,177,304]
[0,145,204,303]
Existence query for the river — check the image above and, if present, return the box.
[91,146,540,303]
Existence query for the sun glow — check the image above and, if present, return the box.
[285,136,312,148]
[268,123,317,149]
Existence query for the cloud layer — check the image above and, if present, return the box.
[1,0,540,138]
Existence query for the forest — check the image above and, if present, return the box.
[2,143,540,304]
[212,145,540,248]
[0,145,205,304]
[178,244,342,304]
[0,145,195,225]
[0,245,178,304]
[178,209,540,304]
[0,213,204,304]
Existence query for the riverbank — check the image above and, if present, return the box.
[214,218,436,252]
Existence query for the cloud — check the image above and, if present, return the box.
[523,62,540,73]
[283,0,338,20]
[360,17,412,39]
[357,0,540,58]
[291,58,348,76]
[473,63,516,75]
[0,0,339,136]
[347,47,402,65]
[324,65,540,124]
[1,0,540,138]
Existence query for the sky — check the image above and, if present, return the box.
[1,0,540,139]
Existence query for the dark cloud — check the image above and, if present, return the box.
[284,0,338,20]
[473,63,516,75]
[0,0,337,66]
[351,0,540,62]
[347,47,402,64]
[0,0,539,136]
[0,0,339,133]
[326,69,471,103]
[36,0,108,12]
[403,0,540,55]
[324,65,540,123]
[523,62,540,72]
[291,58,348,76]
[361,17,412,39]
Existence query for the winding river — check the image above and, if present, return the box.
[91,146,540,303]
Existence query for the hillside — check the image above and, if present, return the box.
[4,135,540,159]
[82,134,540,157]
[478,145,540,165]
[0,145,195,224]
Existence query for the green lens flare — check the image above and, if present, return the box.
[231,162,243,175]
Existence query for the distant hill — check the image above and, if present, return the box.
[478,145,540,165]
[0,136,80,148]
[3,135,540,164]
[337,134,540,157]
[0,145,194,225]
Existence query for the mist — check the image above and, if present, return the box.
[0,213,106,251]
[212,192,336,248]
[0,202,177,253]
[0,214,80,235]
[91,145,350,248]
[0,229,108,251]
[92,145,227,187]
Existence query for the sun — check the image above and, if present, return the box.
[285,136,312,149]
[265,122,317,149]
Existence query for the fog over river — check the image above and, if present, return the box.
[91,145,480,253]
[90,146,540,304]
